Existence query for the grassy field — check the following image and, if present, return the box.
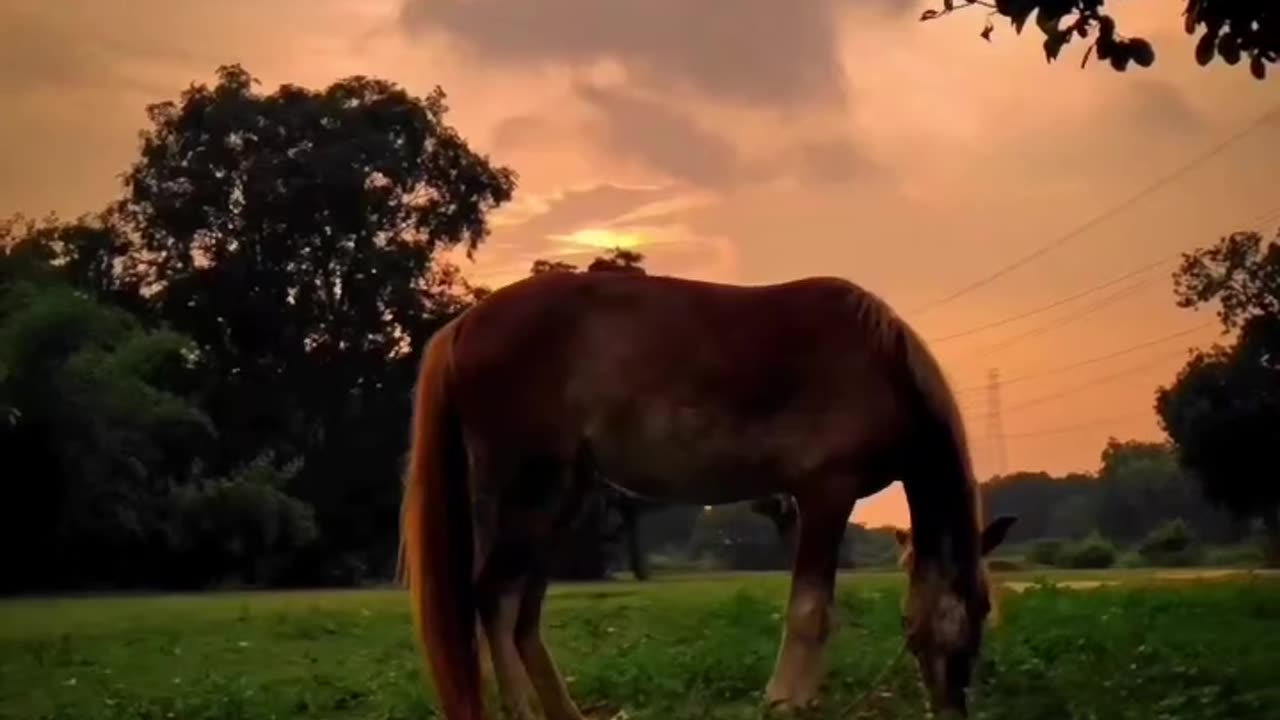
[3,570,1278,720]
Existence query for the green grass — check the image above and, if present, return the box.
[3,570,1278,719]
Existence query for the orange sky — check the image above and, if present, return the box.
[3,0,1278,527]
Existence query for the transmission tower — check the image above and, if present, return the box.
[984,368,1008,477]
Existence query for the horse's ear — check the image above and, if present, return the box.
[894,528,910,547]
[980,516,1017,556]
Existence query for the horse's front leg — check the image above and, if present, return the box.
[764,496,854,710]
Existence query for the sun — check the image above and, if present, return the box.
[558,228,645,250]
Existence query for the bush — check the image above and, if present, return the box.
[1139,518,1202,567]
[165,452,317,586]
[987,558,1025,572]
[1204,544,1265,568]
[1027,539,1065,566]
[1058,532,1117,569]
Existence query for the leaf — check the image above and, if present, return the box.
[1130,38,1155,68]
[1096,35,1115,61]
[1109,44,1131,72]
[980,22,994,42]
[1219,34,1242,65]
[1043,32,1068,63]
[1194,32,1216,66]
[1099,15,1116,39]
[1080,44,1095,69]
[920,8,940,21]
[944,0,954,9]
[1251,55,1267,81]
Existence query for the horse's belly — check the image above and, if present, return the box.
[587,420,787,505]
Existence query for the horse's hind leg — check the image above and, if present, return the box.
[516,573,587,720]
[477,451,593,720]
[764,494,855,710]
[477,542,542,720]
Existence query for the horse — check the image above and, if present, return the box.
[397,270,1017,719]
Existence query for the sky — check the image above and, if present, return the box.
[3,0,1279,527]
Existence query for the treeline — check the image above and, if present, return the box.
[1,66,512,593]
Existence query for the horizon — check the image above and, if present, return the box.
[4,0,1279,527]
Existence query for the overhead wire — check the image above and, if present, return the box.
[909,101,1280,318]
[950,319,1217,395]
[1002,411,1156,440]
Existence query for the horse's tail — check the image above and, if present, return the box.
[397,318,485,720]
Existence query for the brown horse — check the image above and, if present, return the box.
[398,271,1016,719]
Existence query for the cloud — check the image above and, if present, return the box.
[399,0,862,110]
[1118,80,1206,136]
[500,183,688,239]
[574,84,742,188]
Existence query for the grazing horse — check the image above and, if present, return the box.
[398,271,1016,719]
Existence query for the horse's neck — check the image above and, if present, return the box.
[902,472,983,581]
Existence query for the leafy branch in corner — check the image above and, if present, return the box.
[919,0,1276,80]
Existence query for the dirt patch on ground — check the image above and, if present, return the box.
[1003,580,1119,593]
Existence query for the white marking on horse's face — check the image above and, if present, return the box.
[931,592,970,652]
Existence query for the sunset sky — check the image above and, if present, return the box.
[3,0,1278,526]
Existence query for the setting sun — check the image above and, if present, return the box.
[557,227,645,250]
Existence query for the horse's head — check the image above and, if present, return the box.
[893,516,1016,717]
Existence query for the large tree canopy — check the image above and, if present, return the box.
[112,64,514,582]
[921,1,1276,79]
[1157,230,1280,565]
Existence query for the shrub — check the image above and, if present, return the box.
[1027,539,1065,566]
[165,452,317,586]
[1058,532,1117,569]
[987,558,1025,572]
[1139,518,1202,567]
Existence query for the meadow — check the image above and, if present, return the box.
[3,570,1278,720]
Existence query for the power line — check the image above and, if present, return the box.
[952,320,1216,394]
[964,271,1162,356]
[926,254,1174,344]
[1003,411,1155,440]
[1000,351,1190,415]
[927,200,1280,348]
[910,102,1280,318]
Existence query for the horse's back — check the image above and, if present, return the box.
[448,272,914,500]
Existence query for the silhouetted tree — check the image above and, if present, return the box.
[0,244,214,590]
[1158,229,1280,566]
[112,64,515,583]
[920,1,1275,80]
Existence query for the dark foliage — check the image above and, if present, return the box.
[1158,229,1280,566]
[920,0,1276,79]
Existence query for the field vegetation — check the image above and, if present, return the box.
[4,571,1278,720]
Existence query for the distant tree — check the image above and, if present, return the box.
[1158,229,1280,566]
[981,470,1097,542]
[919,1,1275,80]
[1095,438,1238,544]
[530,258,578,275]
[0,260,213,591]
[111,64,515,582]
[587,247,646,273]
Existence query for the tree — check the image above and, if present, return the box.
[919,1,1275,80]
[0,248,214,590]
[1157,229,1280,566]
[1095,438,1238,544]
[109,64,515,583]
